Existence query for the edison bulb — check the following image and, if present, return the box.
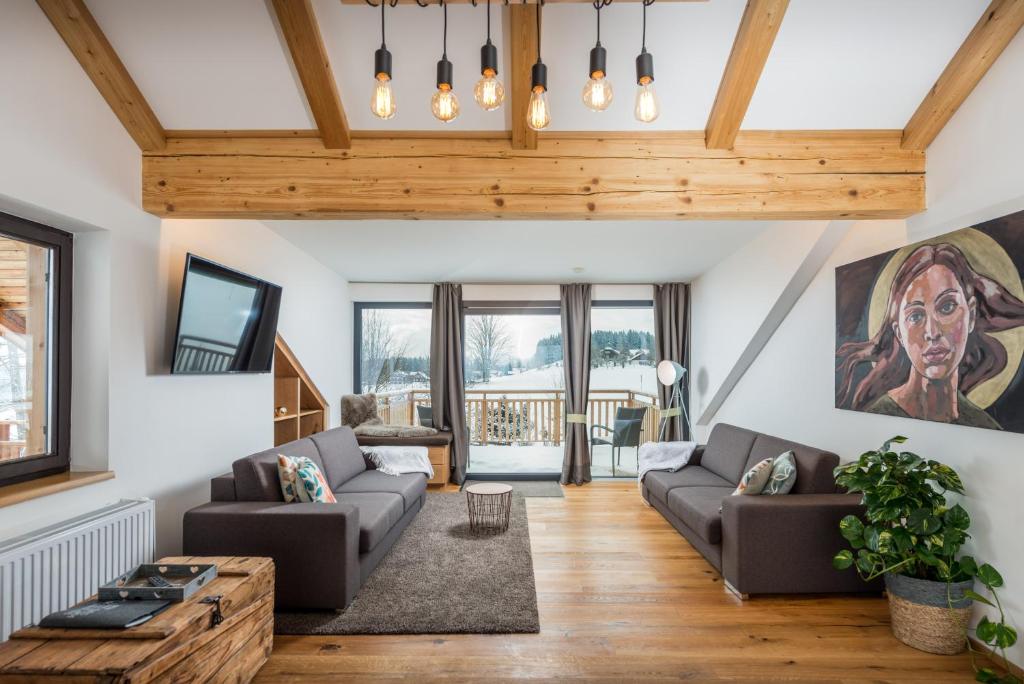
[474,70,505,111]
[370,76,396,120]
[431,86,459,123]
[527,88,550,131]
[634,81,660,123]
[582,75,613,112]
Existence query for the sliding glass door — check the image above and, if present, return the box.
[463,302,563,478]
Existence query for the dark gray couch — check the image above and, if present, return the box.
[642,423,878,597]
[182,426,426,610]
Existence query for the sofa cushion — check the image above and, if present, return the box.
[701,424,758,485]
[334,470,427,512]
[745,433,839,494]
[644,466,733,505]
[233,439,323,502]
[666,486,732,545]
[335,492,404,552]
[311,427,367,490]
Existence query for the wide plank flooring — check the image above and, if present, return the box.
[258,481,978,682]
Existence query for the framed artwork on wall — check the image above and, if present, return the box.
[835,209,1024,433]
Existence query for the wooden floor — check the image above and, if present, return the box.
[258,481,979,682]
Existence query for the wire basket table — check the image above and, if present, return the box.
[465,483,513,534]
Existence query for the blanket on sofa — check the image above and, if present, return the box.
[360,445,435,479]
[637,441,698,500]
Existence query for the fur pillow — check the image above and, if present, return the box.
[354,423,438,438]
[341,393,383,428]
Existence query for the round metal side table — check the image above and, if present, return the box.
[465,483,513,533]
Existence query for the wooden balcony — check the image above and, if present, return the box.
[376,388,661,447]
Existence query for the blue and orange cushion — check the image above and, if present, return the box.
[277,454,337,503]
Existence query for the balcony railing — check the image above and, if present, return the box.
[376,388,660,446]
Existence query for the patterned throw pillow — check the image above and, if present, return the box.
[732,458,774,496]
[761,451,798,495]
[295,460,337,503]
[277,454,336,503]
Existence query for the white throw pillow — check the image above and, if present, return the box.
[732,458,774,496]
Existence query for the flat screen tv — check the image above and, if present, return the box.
[171,254,282,374]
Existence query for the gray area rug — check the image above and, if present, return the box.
[274,492,539,635]
[462,479,564,498]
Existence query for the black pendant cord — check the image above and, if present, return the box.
[536,1,542,63]
[596,2,601,45]
[487,0,491,42]
[641,0,654,52]
[380,0,386,48]
[443,0,448,59]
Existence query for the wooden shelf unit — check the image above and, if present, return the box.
[273,334,329,446]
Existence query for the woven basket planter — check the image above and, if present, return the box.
[884,573,973,655]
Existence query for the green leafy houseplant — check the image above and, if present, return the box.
[833,436,1019,683]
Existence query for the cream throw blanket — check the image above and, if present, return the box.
[637,441,698,500]
[360,446,435,479]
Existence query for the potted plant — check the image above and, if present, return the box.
[833,437,1019,682]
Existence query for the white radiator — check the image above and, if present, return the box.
[0,498,155,641]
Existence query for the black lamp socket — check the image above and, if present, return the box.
[480,40,498,76]
[436,57,453,89]
[589,44,607,79]
[531,60,548,91]
[635,49,655,85]
[374,47,392,80]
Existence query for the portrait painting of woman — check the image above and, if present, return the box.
[835,216,1024,433]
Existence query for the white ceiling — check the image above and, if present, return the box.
[86,0,987,132]
[266,220,771,282]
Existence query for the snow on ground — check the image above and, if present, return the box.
[468,362,657,397]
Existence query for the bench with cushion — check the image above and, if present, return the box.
[642,423,879,597]
[183,426,426,610]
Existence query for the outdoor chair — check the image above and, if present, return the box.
[590,406,647,476]
[416,405,433,428]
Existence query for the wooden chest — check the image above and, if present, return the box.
[0,556,274,683]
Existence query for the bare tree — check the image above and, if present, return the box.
[360,310,409,393]
[468,315,511,384]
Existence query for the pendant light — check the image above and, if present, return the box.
[634,0,660,123]
[582,0,612,112]
[370,0,396,120]
[431,0,459,123]
[473,0,505,111]
[527,2,550,131]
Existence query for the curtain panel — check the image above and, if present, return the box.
[654,283,691,442]
[430,283,470,484]
[560,284,592,485]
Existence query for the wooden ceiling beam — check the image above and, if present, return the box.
[36,0,166,151]
[508,4,539,151]
[705,0,789,150]
[141,130,924,220]
[271,0,351,149]
[902,0,1024,150]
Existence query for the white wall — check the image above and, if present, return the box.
[691,30,1024,666]
[0,2,351,556]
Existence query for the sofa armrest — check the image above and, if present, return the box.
[183,501,360,609]
[720,494,881,596]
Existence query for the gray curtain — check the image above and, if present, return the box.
[430,283,469,484]
[560,284,592,485]
[654,283,691,442]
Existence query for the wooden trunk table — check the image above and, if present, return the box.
[0,556,274,683]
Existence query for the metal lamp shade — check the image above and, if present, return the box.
[657,360,686,387]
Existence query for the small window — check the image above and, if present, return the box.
[0,212,72,487]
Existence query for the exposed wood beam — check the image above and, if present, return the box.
[705,0,789,150]
[36,0,166,151]
[902,0,1024,150]
[142,131,924,220]
[271,0,351,149]
[508,4,538,151]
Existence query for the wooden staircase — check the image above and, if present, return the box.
[273,334,328,446]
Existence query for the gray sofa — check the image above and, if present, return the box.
[642,423,878,597]
[182,426,426,610]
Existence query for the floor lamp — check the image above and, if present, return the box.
[657,360,692,441]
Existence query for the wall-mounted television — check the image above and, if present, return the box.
[171,254,282,374]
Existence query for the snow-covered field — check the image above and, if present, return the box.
[468,362,657,397]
